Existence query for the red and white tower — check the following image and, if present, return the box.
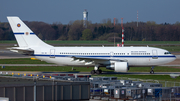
[114,18,116,46]
[121,18,124,47]
[114,18,116,26]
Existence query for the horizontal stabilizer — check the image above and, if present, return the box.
[7,47,34,55]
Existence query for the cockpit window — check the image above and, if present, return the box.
[164,52,171,54]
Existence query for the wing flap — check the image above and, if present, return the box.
[71,56,127,65]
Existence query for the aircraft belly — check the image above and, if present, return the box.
[150,58,174,65]
[34,56,176,67]
[36,56,95,66]
[127,58,151,66]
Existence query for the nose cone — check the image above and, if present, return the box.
[169,55,176,63]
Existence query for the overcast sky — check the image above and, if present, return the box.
[1,0,180,24]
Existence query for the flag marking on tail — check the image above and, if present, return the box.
[25,32,29,35]
[17,23,21,27]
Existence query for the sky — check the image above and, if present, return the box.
[0,0,180,24]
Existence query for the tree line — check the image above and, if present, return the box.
[0,19,180,42]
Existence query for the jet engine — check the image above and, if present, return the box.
[106,62,129,72]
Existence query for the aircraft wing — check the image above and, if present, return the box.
[7,47,34,55]
[70,56,127,65]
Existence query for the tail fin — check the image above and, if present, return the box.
[7,16,52,48]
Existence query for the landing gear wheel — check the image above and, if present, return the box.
[96,70,100,74]
[150,70,154,74]
[91,70,95,75]
[99,69,102,74]
[150,66,155,74]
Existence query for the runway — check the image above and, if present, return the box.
[0,71,179,75]
[0,50,29,59]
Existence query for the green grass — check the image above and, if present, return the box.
[1,40,180,52]
[0,58,179,72]
[1,66,179,82]
[45,40,112,44]
[0,58,51,64]
[0,66,180,73]
[129,66,180,72]
[0,66,95,72]
[1,40,180,45]
[0,40,17,44]
[1,65,180,83]
[155,46,180,52]
[124,41,180,45]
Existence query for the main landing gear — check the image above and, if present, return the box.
[91,70,102,75]
[150,66,154,74]
[91,64,102,75]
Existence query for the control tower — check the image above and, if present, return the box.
[83,9,88,28]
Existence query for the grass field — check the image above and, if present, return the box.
[1,40,180,52]
[0,66,180,73]
[0,58,180,82]
[0,41,17,44]
[0,66,180,82]
[124,41,180,45]
[0,58,51,64]
[1,40,180,45]
[155,46,180,52]
[45,40,180,45]
[0,58,180,72]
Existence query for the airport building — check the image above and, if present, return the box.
[0,74,180,101]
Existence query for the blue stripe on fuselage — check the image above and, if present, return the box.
[14,33,35,35]
[33,54,176,58]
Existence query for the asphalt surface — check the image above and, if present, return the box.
[0,50,29,59]
[0,71,179,75]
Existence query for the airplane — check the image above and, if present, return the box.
[7,16,176,74]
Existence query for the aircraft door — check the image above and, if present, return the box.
[110,51,114,58]
[50,49,55,58]
[152,50,158,59]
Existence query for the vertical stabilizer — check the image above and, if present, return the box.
[7,16,52,48]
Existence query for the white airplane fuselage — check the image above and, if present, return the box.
[32,46,176,67]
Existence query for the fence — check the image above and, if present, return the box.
[119,77,180,87]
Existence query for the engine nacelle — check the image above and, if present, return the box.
[114,62,128,72]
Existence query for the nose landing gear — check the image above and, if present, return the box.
[150,66,154,74]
